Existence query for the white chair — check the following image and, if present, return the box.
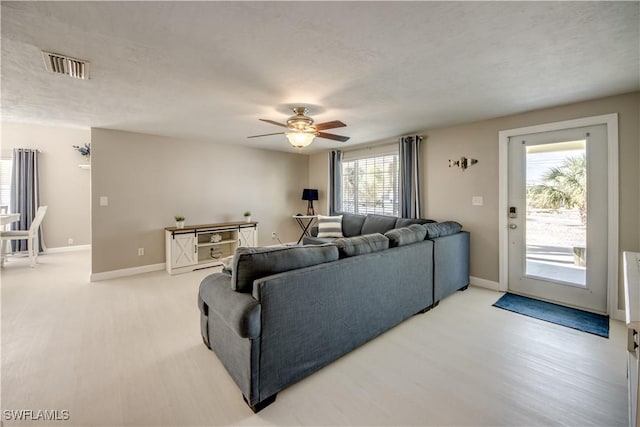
[1,206,48,267]
[0,206,10,232]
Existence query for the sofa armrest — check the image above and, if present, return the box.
[198,273,261,339]
[431,231,470,302]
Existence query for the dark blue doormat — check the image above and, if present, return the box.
[493,293,609,338]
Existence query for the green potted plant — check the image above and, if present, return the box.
[243,211,251,223]
[175,215,185,229]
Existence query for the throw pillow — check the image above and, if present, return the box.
[317,214,344,238]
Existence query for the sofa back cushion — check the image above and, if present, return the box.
[385,224,427,247]
[338,212,367,237]
[333,233,389,258]
[232,244,339,292]
[395,218,435,228]
[361,214,398,235]
[316,215,344,238]
[424,221,463,239]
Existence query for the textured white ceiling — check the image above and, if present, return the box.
[1,1,638,153]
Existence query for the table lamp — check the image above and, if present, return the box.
[301,189,319,216]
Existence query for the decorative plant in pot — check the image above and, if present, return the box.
[175,215,185,229]
[243,211,251,223]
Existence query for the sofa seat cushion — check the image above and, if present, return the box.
[385,224,427,247]
[425,221,463,239]
[232,244,339,292]
[395,218,435,228]
[360,214,398,235]
[199,273,261,338]
[333,233,389,258]
[317,215,344,238]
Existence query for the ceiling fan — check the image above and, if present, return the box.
[248,107,350,148]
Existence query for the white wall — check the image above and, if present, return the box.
[0,122,91,249]
[90,128,309,274]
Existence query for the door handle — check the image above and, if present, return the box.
[509,224,517,229]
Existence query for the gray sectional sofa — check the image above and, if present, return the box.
[305,212,470,302]
[197,213,469,412]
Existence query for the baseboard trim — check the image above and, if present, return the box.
[470,276,502,292]
[46,245,91,253]
[612,308,625,322]
[91,263,165,282]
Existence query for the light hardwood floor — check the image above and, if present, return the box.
[1,250,629,426]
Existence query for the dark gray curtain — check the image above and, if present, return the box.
[328,150,342,215]
[10,148,44,252]
[399,135,422,218]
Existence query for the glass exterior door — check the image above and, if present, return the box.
[508,125,608,313]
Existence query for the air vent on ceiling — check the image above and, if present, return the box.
[42,51,90,80]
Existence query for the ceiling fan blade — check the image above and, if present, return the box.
[317,132,350,142]
[315,120,347,131]
[247,132,284,138]
[259,119,287,128]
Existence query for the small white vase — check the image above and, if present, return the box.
[245,216,251,223]
[176,221,185,229]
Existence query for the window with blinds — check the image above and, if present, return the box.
[341,153,399,216]
[0,158,12,208]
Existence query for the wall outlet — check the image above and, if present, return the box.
[99,196,109,206]
[472,196,484,206]
[138,248,144,256]
[68,238,74,245]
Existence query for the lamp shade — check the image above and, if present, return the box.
[285,132,315,148]
[302,188,319,201]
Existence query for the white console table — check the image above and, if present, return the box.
[165,221,258,275]
[624,251,640,427]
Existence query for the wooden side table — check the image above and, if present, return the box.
[292,215,317,244]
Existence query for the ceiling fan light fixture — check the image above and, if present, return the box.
[286,131,315,148]
[249,106,349,144]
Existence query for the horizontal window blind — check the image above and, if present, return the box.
[341,153,399,216]
[0,158,12,208]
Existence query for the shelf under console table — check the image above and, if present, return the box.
[165,221,258,275]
